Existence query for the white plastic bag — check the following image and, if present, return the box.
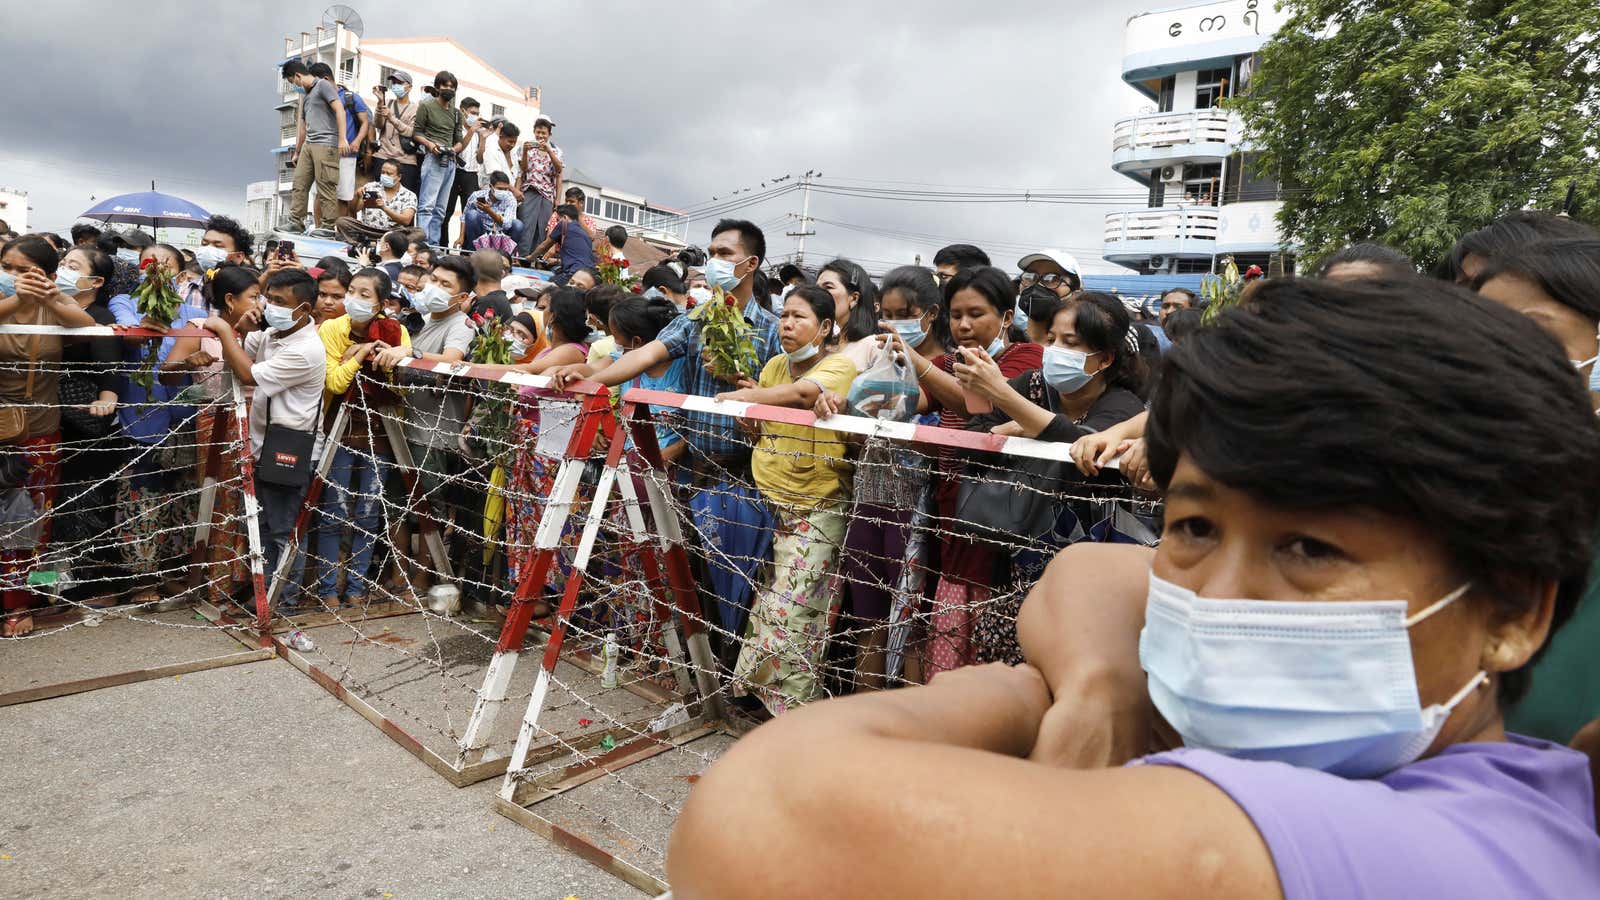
[846,345,919,422]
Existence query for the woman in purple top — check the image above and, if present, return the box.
[666,275,1600,898]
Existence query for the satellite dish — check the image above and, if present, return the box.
[322,5,365,38]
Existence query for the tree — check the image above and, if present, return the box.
[1232,0,1600,271]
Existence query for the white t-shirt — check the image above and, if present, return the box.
[245,323,327,457]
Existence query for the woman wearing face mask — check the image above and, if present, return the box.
[0,236,98,636]
[158,266,264,608]
[335,160,419,243]
[307,267,410,609]
[900,265,1043,678]
[816,258,881,372]
[413,71,466,245]
[501,290,593,614]
[714,285,858,715]
[819,266,950,689]
[670,276,1600,899]
[506,311,545,364]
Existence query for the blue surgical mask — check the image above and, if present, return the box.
[1578,353,1600,393]
[54,269,90,297]
[1140,573,1484,778]
[986,335,1006,358]
[262,303,298,332]
[0,271,15,297]
[884,318,927,348]
[704,256,745,292]
[390,84,408,99]
[380,174,397,189]
[116,249,140,265]
[509,338,528,359]
[642,287,664,301]
[344,297,375,323]
[194,244,229,271]
[786,340,821,365]
[1041,345,1098,394]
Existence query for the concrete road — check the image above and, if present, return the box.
[0,660,640,900]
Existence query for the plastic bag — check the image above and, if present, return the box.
[847,345,919,422]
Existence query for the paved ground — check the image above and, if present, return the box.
[0,659,644,900]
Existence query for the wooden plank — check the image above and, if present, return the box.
[493,796,669,897]
[193,599,268,651]
[267,599,422,634]
[469,709,662,776]
[509,722,716,808]
[0,648,275,707]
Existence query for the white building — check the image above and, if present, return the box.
[0,187,28,234]
[1103,0,1295,275]
[251,15,685,251]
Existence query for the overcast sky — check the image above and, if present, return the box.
[0,0,1153,274]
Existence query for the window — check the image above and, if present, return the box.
[1156,75,1176,113]
[603,199,636,224]
[1222,152,1282,203]
[1234,54,1257,96]
[492,104,506,118]
[1181,163,1222,207]
[379,65,398,86]
[1147,178,1166,208]
[1173,258,1213,274]
[585,196,601,216]
[1195,67,1231,109]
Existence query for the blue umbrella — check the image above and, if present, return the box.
[81,191,211,230]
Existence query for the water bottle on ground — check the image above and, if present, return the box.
[601,632,620,689]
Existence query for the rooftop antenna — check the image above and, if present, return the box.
[321,4,365,37]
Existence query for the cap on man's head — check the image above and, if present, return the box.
[120,229,156,249]
[501,274,535,293]
[388,70,413,85]
[1016,249,1081,276]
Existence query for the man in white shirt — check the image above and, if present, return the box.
[202,268,328,609]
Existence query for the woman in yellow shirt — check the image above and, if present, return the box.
[717,285,857,714]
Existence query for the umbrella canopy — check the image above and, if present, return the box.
[81,191,211,230]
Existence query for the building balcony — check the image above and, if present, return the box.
[1213,199,1286,254]
[1111,108,1233,174]
[1103,206,1220,264]
[1122,0,1288,89]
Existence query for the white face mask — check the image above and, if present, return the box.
[343,296,375,323]
[413,283,455,315]
[262,303,298,332]
[688,287,712,305]
[400,252,414,267]
[194,244,229,270]
[1140,572,1484,778]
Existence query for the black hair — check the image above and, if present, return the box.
[819,258,880,343]
[382,230,409,259]
[488,170,511,186]
[609,295,680,347]
[313,256,352,281]
[1474,238,1600,323]
[94,233,121,256]
[207,264,262,310]
[564,186,585,201]
[469,248,505,283]
[316,266,353,289]
[204,214,253,256]
[1313,243,1414,280]
[351,266,394,302]
[585,283,629,328]
[63,247,115,305]
[3,234,59,275]
[557,204,580,219]
[265,268,317,304]
[1065,292,1148,398]
[880,265,951,349]
[750,269,770,307]
[399,264,429,282]
[605,225,629,251]
[40,233,68,253]
[70,224,101,245]
[431,255,473,293]
[308,61,334,79]
[280,59,310,80]
[1164,307,1204,343]
[424,70,458,96]
[543,287,590,346]
[787,284,836,328]
[711,219,766,264]
[943,265,1014,316]
[1160,287,1198,306]
[1145,275,1600,705]
[460,96,480,110]
[1441,210,1597,281]
[641,263,686,295]
[933,243,990,270]
[776,263,808,285]
[573,266,601,285]
[499,121,521,140]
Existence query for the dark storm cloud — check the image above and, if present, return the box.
[0,0,1147,271]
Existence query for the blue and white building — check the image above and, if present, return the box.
[1103,0,1296,275]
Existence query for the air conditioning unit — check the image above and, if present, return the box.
[1150,256,1168,270]
[1160,166,1179,181]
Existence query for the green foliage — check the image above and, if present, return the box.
[1232,0,1600,271]
[131,262,184,389]
[688,287,758,382]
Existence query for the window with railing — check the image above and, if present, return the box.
[1195,67,1231,109]
[1182,163,1222,207]
[492,104,506,118]
[1222,152,1282,203]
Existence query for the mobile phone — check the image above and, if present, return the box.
[277,240,295,260]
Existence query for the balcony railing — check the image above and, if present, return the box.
[1103,206,1221,256]
[1113,108,1232,155]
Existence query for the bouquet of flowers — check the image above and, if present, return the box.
[131,259,184,389]
[1200,256,1247,323]
[688,286,758,383]
[596,254,640,292]
[464,311,519,463]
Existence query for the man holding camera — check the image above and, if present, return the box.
[370,71,420,194]
[513,115,563,258]
[334,159,418,243]
[461,171,522,250]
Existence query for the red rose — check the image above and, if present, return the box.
[139,258,153,271]
[686,298,697,309]
[631,284,643,294]
[618,258,630,268]
[724,295,736,306]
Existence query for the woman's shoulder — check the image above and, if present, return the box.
[1136,740,1600,899]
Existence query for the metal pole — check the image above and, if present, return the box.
[786,171,817,267]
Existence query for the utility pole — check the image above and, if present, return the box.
[786,169,817,266]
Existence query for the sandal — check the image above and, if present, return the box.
[130,588,162,607]
[3,611,34,638]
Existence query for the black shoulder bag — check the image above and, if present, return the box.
[952,382,1072,544]
[256,384,321,489]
